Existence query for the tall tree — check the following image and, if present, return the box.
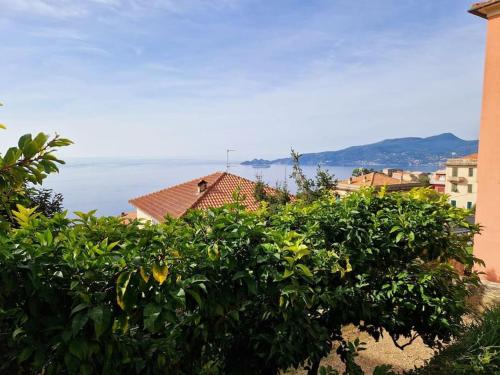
[290,149,337,202]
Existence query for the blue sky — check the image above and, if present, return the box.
[0,0,487,160]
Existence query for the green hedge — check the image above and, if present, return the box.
[0,188,481,374]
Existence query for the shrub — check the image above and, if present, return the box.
[0,130,483,374]
[0,189,481,374]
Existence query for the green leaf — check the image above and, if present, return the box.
[187,289,203,307]
[12,327,24,340]
[48,137,73,147]
[69,339,86,360]
[395,232,404,243]
[143,304,161,332]
[296,264,313,278]
[22,140,40,159]
[18,347,34,363]
[139,266,150,283]
[282,268,294,279]
[18,133,32,149]
[89,306,111,339]
[72,312,89,335]
[71,303,89,316]
[3,147,21,165]
[33,132,49,148]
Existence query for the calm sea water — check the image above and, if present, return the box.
[43,159,435,217]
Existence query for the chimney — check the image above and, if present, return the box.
[197,180,208,194]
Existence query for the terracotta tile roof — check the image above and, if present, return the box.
[463,153,478,160]
[446,153,478,166]
[470,0,500,18]
[129,172,285,221]
[119,211,137,224]
[340,172,406,187]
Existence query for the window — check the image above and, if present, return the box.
[451,200,457,207]
[467,202,473,210]
[469,168,474,177]
[452,183,458,193]
[468,184,473,193]
[452,167,458,177]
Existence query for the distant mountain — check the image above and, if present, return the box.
[241,133,478,167]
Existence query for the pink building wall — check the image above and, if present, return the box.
[471,2,500,282]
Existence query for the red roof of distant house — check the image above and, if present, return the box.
[463,153,478,160]
[120,211,137,224]
[129,172,285,221]
[340,172,407,187]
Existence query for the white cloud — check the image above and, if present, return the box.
[0,0,485,160]
[0,0,244,18]
[0,0,87,18]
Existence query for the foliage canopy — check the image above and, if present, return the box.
[0,129,483,374]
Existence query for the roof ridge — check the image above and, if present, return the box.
[226,171,274,190]
[128,171,224,204]
[179,172,227,216]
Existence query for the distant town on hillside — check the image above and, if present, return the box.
[242,133,478,167]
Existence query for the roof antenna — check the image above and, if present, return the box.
[226,149,236,171]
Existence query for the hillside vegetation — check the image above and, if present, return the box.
[242,133,478,167]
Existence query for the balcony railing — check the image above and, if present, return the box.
[447,176,468,184]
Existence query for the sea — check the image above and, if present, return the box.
[43,158,437,217]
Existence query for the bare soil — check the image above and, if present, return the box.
[285,325,435,374]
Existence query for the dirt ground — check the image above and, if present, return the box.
[286,283,500,375]
[285,325,436,374]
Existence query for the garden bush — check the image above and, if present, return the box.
[0,130,483,374]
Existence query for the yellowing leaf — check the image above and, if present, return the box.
[296,264,313,278]
[345,259,352,273]
[139,266,150,283]
[0,123,6,130]
[152,264,169,285]
[116,271,131,311]
[282,268,294,279]
[12,204,39,228]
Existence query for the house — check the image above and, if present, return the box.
[382,168,429,183]
[335,172,425,196]
[127,171,283,223]
[430,170,446,193]
[469,0,500,282]
[445,153,477,210]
